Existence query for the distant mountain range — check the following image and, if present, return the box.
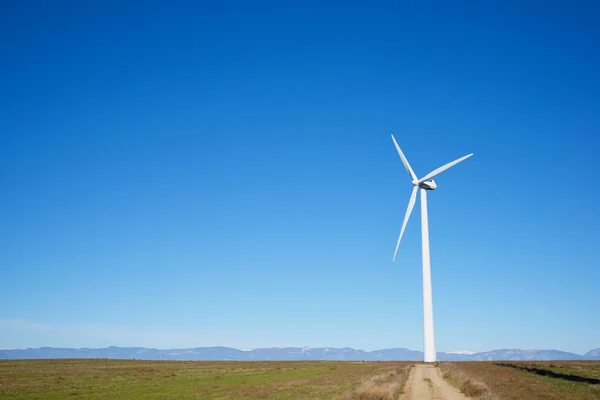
[1,346,599,361]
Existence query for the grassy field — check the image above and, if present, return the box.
[0,359,410,400]
[2,359,600,399]
[439,360,600,400]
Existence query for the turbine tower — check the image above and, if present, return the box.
[391,134,472,363]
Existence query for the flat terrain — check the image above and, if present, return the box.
[1,359,599,399]
[439,360,600,400]
[0,359,409,399]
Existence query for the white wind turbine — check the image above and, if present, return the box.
[391,134,472,363]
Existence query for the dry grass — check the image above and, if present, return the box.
[439,361,600,400]
[0,359,412,399]
[337,365,411,400]
[438,363,497,399]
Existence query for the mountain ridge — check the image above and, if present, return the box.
[585,348,600,357]
[1,346,599,361]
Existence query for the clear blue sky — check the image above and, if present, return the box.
[1,1,599,354]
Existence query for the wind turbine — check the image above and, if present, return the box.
[391,134,472,363]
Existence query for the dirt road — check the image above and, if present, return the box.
[402,364,471,400]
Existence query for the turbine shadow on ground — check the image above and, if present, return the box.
[497,363,600,385]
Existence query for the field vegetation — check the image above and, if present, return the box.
[439,360,600,400]
[0,359,410,400]
[338,365,411,400]
[3,359,600,399]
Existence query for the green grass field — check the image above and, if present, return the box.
[1,359,599,399]
[0,359,408,399]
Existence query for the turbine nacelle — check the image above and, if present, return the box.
[418,179,437,190]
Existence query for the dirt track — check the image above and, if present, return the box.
[402,364,470,400]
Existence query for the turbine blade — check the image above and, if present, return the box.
[391,135,417,181]
[418,153,473,183]
[393,186,418,262]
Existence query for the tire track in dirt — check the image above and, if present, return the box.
[402,364,471,400]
